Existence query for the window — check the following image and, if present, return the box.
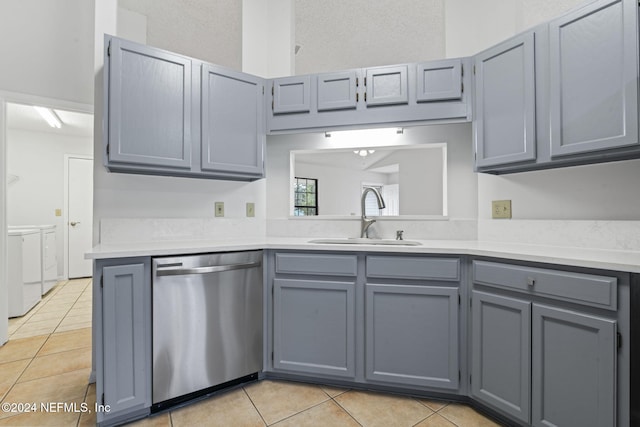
[294,177,318,216]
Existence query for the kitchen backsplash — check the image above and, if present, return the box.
[99,218,265,244]
[266,218,478,241]
[478,219,640,251]
[99,217,640,252]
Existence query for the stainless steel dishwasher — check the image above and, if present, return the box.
[151,250,263,408]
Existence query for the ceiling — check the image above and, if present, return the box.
[7,102,93,138]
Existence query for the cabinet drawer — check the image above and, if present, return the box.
[472,260,617,310]
[366,256,460,281]
[275,253,357,276]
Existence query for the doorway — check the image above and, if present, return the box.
[5,100,93,280]
[66,156,93,278]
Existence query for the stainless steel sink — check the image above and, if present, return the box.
[308,238,422,246]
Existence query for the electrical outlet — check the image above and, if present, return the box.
[246,202,255,217]
[492,200,512,219]
[215,202,224,217]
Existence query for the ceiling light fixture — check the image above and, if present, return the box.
[353,149,376,157]
[34,106,62,129]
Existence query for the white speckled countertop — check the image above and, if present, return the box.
[86,237,640,273]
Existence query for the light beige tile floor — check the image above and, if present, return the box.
[0,278,504,427]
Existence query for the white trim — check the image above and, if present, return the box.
[64,155,93,280]
[0,98,8,345]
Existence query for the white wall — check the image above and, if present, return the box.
[242,0,295,78]
[477,160,640,220]
[7,129,93,276]
[294,0,445,74]
[118,0,242,70]
[0,101,7,344]
[445,0,585,57]
[0,1,94,105]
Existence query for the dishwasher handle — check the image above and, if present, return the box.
[156,260,262,277]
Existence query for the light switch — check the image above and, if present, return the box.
[492,200,512,219]
[246,202,255,217]
[55,209,62,217]
[215,202,224,217]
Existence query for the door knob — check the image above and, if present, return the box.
[70,221,80,227]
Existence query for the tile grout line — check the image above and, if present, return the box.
[240,386,268,426]
[330,394,364,427]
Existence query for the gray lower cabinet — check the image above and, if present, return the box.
[273,278,356,378]
[95,258,151,426]
[531,304,616,427]
[365,283,459,389]
[471,260,618,427]
[471,291,531,423]
[104,35,265,181]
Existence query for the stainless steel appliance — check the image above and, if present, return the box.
[152,250,263,407]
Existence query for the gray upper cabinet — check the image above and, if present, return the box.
[474,31,537,168]
[107,37,192,170]
[104,36,264,181]
[364,65,409,107]
[416,59,463,102]
[476,0,640,173]
[267,59,472,134]
[317,71,358,112]
[201,65,264,177]
[272,76,311,114]
[549,0,638,157]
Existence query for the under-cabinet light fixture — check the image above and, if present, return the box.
[324,127,403,140]
[34,106,62,129]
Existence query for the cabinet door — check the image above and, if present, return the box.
[471,291,531,424]
[532,304,616,427]
[273,278,356,378]
[107,38,192,169]
[365,284,459,389]
[365,65,409,107]
[549,0,638,157]
[416,59,462,102]
[102,263,150,415]
[474,32,536,168]
[272,76,311,114]
[317,71,358,111]
[201,65,264,177]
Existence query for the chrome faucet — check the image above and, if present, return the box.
[361,187,386,238]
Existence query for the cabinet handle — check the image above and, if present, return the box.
[526,277,536,286]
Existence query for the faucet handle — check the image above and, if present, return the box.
[396,230,404,241]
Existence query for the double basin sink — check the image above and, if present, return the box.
[308,238,422,246]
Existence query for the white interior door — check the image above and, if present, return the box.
[68,157,93,278]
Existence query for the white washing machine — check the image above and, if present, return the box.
[8,228,42,317]
[8,225,58,295]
